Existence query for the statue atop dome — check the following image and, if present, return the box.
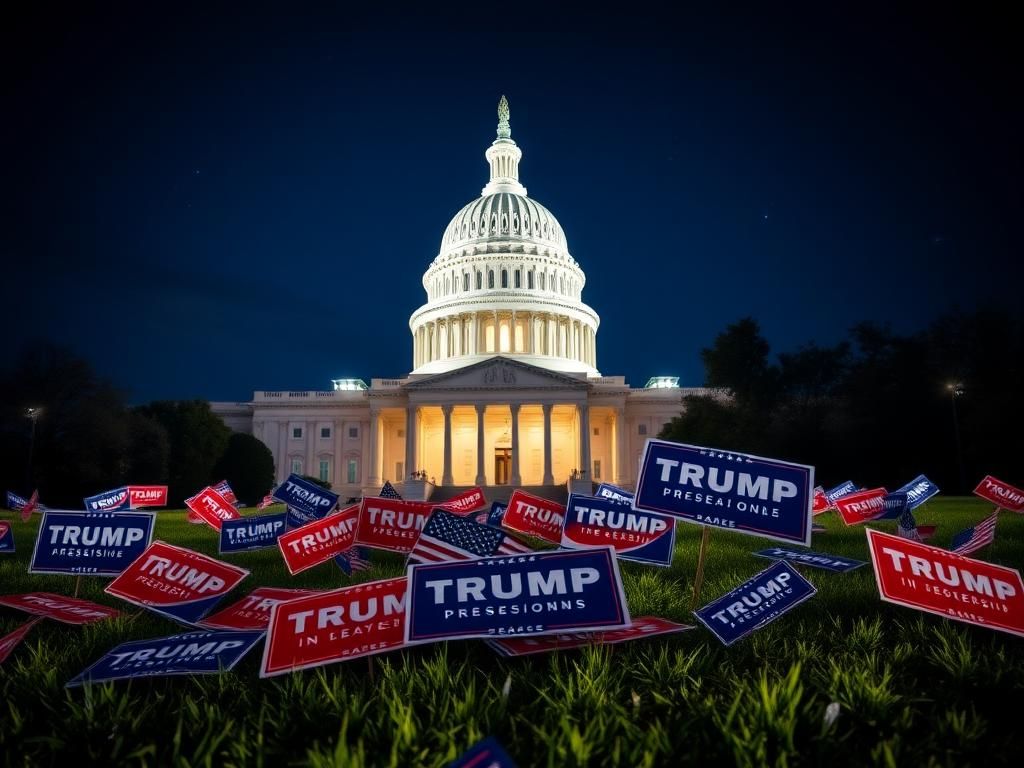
[497,95,511,139]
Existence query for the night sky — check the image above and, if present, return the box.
[4,4,1020,404]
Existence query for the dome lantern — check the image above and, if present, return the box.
[482,95,526,196]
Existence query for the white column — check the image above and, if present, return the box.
[542,403,554,485]
[368,409,381,485]
[306,420,315,478]
[277,420,287,482]
[442,404,454,485]
[578,403,591,483]
[510,403,521,486]
[405,405,418,480]
[335,419,344,489]
[360,418,370,485]
[475,404,487,485]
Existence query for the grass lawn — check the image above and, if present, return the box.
[2,497,1023,766]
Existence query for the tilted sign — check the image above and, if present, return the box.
[561,493,675,567]
[693,560,817,645]
[0,592,120,624]
[437,487,487,516]
[83,487,131,512]
[405,547,630,644]
[879,491,908,520]
[893,475,940,511]
[865,528,1024,637]
[811,486,830,515]
[352,497,434,554]
[486,501,507,528]
[501,489,566,544]
[753,547,867,573]
[278,505,359,575]
[834,488,889,526]
[199,587,320,631]
[0,521,13,553]
[128,485,168,509]
[0,618,42,665]
[260,577,408,677]
[825,481,858,506]
[487,616,693,657]
[185,486,240,531]
[105,541,249,625]
[973,475,1024,513]
[633,439,814,547]
[595,483,634,505]
[30,510,155,576]
[67,630,264,686]
[219,512,288,554]
[272,474,339,526]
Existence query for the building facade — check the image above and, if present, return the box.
[211,98,716,499]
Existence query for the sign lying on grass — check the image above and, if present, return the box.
[278,505,359,575]
[128,485,168,509]
[405,547,630,644]
[0,592,120,624]
[0,521,13,553]
[272,474,339,526]
[834,488,889,526]
[973,475,1024,513]
[893,475,940,511]
[753,547,867,573]
[501,489,566,544]
[595,482,634,505]
[200,587,320,631]
[185,487,240,531]
[561,493,675,567]
[30,510,155,576]
[260,577,409,677]
[633,439,814,547]
[219,512,288,553]
[487,616,693,657]
[865,528,1024,638]
[352,497,434,554]
[825,481,858,506]
[83,487,131,512]
[693,561,817,646]
[448,737,518,768]
[0,618,42,665]
[105,541,249,625]
[68,629,264,686]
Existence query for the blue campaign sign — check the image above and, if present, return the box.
[272,474,338,522]
[219,512,287,553]
[405,547,631,644]
[825,481,858,506]
[752,547,867,573]
[633,439,815,546]
[0,521,13,553]
[448,737,518,768]
[30,510,155,576]
[562,493,675,567]
[486,501,507,528]
[67,629,264,686]
[878,491,909,520]
[893,474,940,511]
[83,487,131,512]
[595,483,634,505]
[693,560,817,646]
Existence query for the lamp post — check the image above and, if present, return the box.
[25,407,42,491]
[946,383,965,494]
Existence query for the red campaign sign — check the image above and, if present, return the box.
[353,497,436,553]
[184,487,240,531]
[488,616,693,657]
[866,528,1024,638]
[278,505,360,575]
[835,488,889,525]
[0,592,120,625]
[260,576,408,677]
[199,587,320,631]
[435,487,487,516]
[0,617,42,664]
[973,475,1024,513]
[812,487,830,515]
[129,485,168,509]
[502,490,566,544]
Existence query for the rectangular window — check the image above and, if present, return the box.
[292,426,303,439]
[397,429,405,438]
[319,460,330,482]
[593,427,600,436]
[348,426,358,438]
[593,460,601,480]
[320,426,331,439]
[347,459,358,484]
[638,423,648,435]
[291,458,303,474]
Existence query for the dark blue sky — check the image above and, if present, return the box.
[4,3,1020,403]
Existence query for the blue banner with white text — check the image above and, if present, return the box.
[562,493,675,566]
[594,483,634,505]
[893,474,940,511]
[272,474,338,525]
[752,547,867,573]
[30,510,155,576]
[219,512,288,553]
[83,487,131,512]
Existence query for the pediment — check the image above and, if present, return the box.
[403,357,590,392]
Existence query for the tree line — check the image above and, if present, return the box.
[660,308,1024,494]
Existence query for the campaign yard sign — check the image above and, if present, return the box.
[973,475,1024,513]
[633,439,814,547]
[67,630,264,686]
[865,528,1024,638]
[0,618,42,665]
[561,493,675,567]
[199,587,320,631]
[30,510,155,576]
[825,481,858,506]
[105,541,249,625]
[834,488,889,526]
[272,474,339,526]
[595,483,634,505]
[405,547,630,644]
[894,475,940,511]
[128,485,169,509]
[486,501,507,528]
[448,737,518,768]
[0,521,13,553]
[487,616,693,657]
[83,486,131,512]
[185,487,240,531]
[812,487,830,515]
[501,489,566,544]
[260,577,409,677]
[879,491,909,520]
[753,547,867,573]
[693,561,817,646]
[0,592,120,624]
[353,497,435,554]
[436,487,487,516]
[219,512,288,554]
[278,505,359,575]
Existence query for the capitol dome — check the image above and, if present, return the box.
[410,97,600,377]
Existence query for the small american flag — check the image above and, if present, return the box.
[379,481,403,500]
[256,492,274,510]
[951,509,998,556]
[212,480,238,505]
[897,508,923,542]
[335,547,372,575]
[410,509,532,563]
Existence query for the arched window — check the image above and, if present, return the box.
[488,270,495,289]
[501,269,508,288]
[528,271,534,289]
[476,271,483,290]
[514,270,521,288]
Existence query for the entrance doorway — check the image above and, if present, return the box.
[494,448,512,485]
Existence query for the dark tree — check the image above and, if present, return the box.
[212,433,275,506]
[700,317,778,406]
[301,474,332,491]
[125,409,170,484]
